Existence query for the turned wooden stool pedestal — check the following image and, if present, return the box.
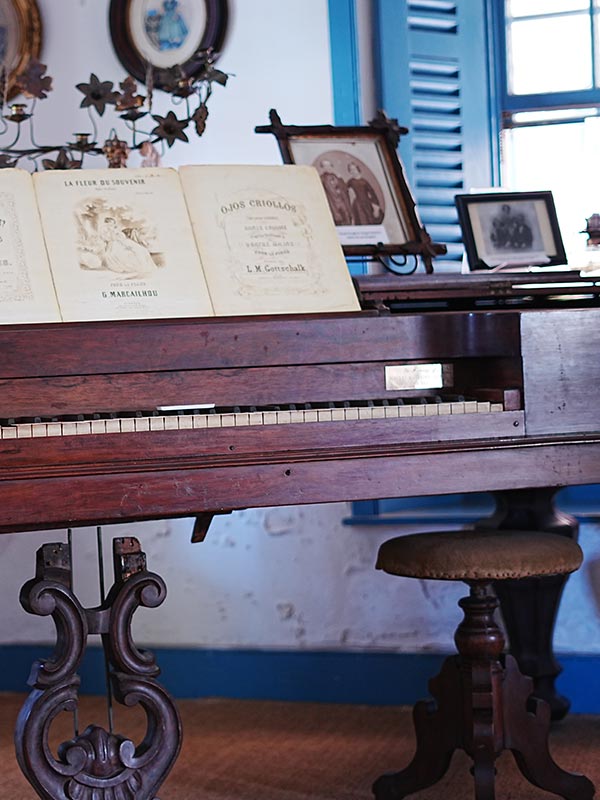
[372,529,595,800]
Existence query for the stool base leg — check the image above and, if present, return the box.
[502,655,594,800]
[373,700,456,800]
[372,658,460,800]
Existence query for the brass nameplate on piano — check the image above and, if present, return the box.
[385,363,447,391]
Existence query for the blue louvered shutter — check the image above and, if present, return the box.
[375,0,495,271]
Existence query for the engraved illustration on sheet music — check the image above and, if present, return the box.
[34,167,214,322]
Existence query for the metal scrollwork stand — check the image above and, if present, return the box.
[15,536,181,800]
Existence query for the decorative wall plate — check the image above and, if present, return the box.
[2,0,42,99]
[109,0,228,89]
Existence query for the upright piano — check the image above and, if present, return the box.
[2,270,600,798]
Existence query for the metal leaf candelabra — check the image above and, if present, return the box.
[0,50,228,170]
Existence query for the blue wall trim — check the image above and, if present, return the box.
[2,646,599,713]
[327,0,362,125]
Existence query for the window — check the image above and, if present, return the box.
[497,0,600,260]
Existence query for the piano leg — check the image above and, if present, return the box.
[15,536,182,800]
[481,487,577,721]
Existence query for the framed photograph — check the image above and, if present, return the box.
[1,0,42,100]
[455,190,567,271]
[255,109,445,273]
[109,0,228,89]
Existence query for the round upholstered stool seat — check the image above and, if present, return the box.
[376,529,583,582]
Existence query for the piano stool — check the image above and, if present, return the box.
[372,529,595,800]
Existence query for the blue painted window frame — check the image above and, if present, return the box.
[493,0,600,118]
[327,0,362,125]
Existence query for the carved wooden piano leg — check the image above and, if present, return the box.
[482,487,578,721]
[15,536,181,800]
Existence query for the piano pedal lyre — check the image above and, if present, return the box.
[15,532,181,800]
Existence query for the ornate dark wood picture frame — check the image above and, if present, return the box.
[455,190,568,271]
[3,0,42,99]
[109,0,228,90]
[255,109,445,273]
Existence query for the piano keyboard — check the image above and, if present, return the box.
[0,397,505,439]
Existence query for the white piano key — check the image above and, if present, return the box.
[450,402,465,415]
[491,403,503,412]
[1,426,17,439]
[276,411,292,424]
[16,424,33,438]
[248,412,264,425]
[476,402,491,414]
[358,407,373,420]
[75,421,92,435]
[384,405,400,418]
[370,407,386,419]
[120,418,136,433]
[438,402,452,415]
[290,411,305,423]
[106,419,122,433]
[331,407,345,421]
[150,416,166,431]
[207,414,222,428]
[262,411,278,425]
[425,404,439,416]
[317,409,333,422]
[32,423,48,437]
[303,410,318,422]
[47,422,63,437]
[234,413,250,426]
[411,405,425,417]
[220,413,236,427]
[399,405,412,418]
[164,416,179,430]
[192,414,208,428]
[343,408,359,420]
[91,419,107,434]
[464,401,478,413]
[177,415,193,429]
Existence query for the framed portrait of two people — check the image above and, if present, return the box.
[256,109,445,273]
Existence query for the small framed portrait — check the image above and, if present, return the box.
[455,190,567,271]
[256,109,445,273]
[1,0,42,99]
[109,0,228,89]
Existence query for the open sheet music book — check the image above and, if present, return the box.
[0,165,359,324]
[180,164,359,316]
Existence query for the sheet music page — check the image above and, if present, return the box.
[0,169,61,324]
[33,167,214,321]
[179,164,360,315]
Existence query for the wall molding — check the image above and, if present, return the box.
[1,646,598,713]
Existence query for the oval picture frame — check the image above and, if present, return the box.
[3,0,43,99]
[109,0,228,89]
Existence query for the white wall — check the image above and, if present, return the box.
[1,0,600,658]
